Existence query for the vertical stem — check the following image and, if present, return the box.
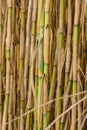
[26,0,37,129]
[64,0,72,91]
[19,0,26,130]
[43,0,50,129]
[47,49,57,125]
[71,0,81,130]
[61,0,72,128]
[24,0,33,103]
[56,0,65,129]
[2,0,12,130]
[37,0,44,129]
[8,1,15,129]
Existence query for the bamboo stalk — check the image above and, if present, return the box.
[71,0,81,130]
[64,0,72,91]
[56,0,65,129]
[61,64,73,127]
[37,1,44,130]
[47,48,57,125]
[24,0,33,102]
[43,0,51,129]
[2,0,12,130]
[61,0,72,128]
[19,0,26,129]
[26,0,37,129]
[8,1,15,129]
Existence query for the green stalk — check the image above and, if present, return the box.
[34,1,41,129]
[71,0,81,130]
[37,1,44,129]
[47,49,57,124]
[64,0,72,90]
[2,1,12,130]
[56,0,65,129]
[43,0,50,129]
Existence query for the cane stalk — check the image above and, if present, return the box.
[24,0,33,102]
[37,0,44,129]
[71,1,81,130]
[26,0,37,129]
[47,48,57,125]
[19,0,26,129]
[2,0,12,130]
[43,0,50,129]
[56,0,65,129]
[61,0,72,128]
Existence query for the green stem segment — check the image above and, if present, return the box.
[71,0,80,128]
[56,0,65,129]
[43,0,50,129]
[37,1,44,129]
[47,65,57,124]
